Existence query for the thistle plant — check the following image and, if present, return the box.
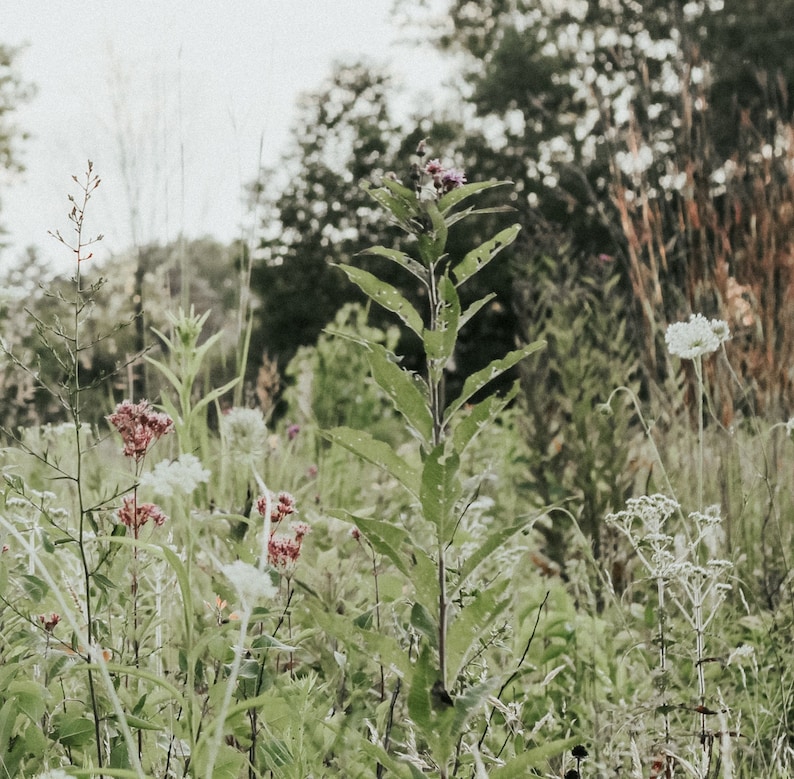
[321,142,576,776]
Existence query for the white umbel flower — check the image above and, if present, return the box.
[139,453,211,497]
[221,407,268,460]
[665,313,730,359]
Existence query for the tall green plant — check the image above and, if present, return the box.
[322,145,574,776]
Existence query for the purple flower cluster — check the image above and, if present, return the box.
[424,158,467,195]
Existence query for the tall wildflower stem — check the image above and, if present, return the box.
[427,257,449,691]
[694,355,705,511]
[51,162,106,772]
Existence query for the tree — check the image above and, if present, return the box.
[412,0,794,413]
[0,43,34,241]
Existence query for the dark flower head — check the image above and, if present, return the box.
[441,167,467,192]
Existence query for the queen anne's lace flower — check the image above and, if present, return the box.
[139,453,211,497]
[221,407,268,460]
[665,314,730,359]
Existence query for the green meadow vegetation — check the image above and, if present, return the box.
[3,2,794,776]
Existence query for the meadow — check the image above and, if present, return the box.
[1,153,793,779]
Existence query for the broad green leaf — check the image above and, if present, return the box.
[323,426,420,497]
[367,345,433,445]
[421,444,461,545]
[445,204,515,228]
[406,645,434,731]
[20,573,48,602]
[411,546,441,612]
[452,512,539,598]
[8,680,47,722]
[490,737,580,778]
[308,602,410,677]
[438,179,512,215]
[446,580,510,683]
[452,224,521,287]
[335,512,412,579]
[443,340,545,425]
[410,602,438,648]
[361,245,429,285]
[191,375,240,415]
[53,713,96,746]
[451,382,519,456]
[335,265,424,337]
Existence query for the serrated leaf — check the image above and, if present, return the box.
[421,444,461,545]
[367,345,433,445]
[443,340,545,425]
[322,426,420,497]
[361,245,429,285]
[452,224,521,287]
[336,265,424,337]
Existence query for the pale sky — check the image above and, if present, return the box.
[1,2,450,271]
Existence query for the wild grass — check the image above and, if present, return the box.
[1,152,794,779]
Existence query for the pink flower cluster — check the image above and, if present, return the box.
[424,158,467,194]
[107,400,174,462]
[255,491,310,573]
[256,491,297,524]
[39,612,61,632]
[117,495,168,534]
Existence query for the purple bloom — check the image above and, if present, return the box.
[441,167,467,192]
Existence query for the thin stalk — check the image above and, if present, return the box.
[694,355,705,510]
[427,259,448,691]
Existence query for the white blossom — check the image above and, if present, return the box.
[221,560,277,610]
[221,407,268,460]
[665,313,730,359]
[139,453,211,498]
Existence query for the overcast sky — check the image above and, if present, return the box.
[1,2,449,271]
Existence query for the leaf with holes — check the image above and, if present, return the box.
[336,265,424,338]
[444,340,545,425]
[452,225,521,287]
[323,426,420,498]
[367,344,433,445]
[420,443,461,545]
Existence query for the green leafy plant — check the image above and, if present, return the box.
[320,143,579,776]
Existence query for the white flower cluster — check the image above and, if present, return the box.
[665,313,730,359]
[221,407,268,460]
[139,453,211,498]
[221,560,277,611]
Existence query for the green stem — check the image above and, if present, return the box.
[695,355,704,511]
